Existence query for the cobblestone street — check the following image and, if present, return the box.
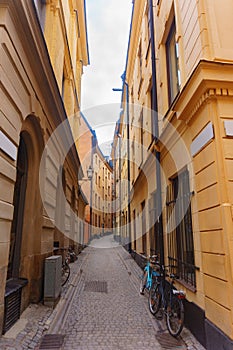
[0,236,205,350]
[59,245,162,349]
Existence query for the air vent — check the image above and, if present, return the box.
[39,334,65,349]
[3,278,28,334]
[3,289,21,334]
[84,281,108,293]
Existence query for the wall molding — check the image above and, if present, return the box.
[187,88,233,124]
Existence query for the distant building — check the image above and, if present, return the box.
[75,113,95,244]
[112,1,233,349]
[0,0,89,333]
[92,143,113,237]
[77,113,113,240]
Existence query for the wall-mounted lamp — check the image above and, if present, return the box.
[87,165,94,180]
[112,88,123,92]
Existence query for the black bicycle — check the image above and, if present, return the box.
[61,253,70,286]
[149,262,185,337]
[54,247,71,286]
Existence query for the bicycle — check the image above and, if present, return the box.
[139,255,160,295]
[148,262,185,337]
[54,247,71,286]
[61,253,70,286]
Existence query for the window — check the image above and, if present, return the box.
[95,214,97,226]
[61,72,65,100]
[133,210,136,250]
[141,201,147,255]
[140,111,144,164]
[145,4,151,64]
[34,0,46,30]
[148,87,154,142]
[138,41,143,96]
[149,191,160,256]
[166,19,181,105]
[138,41,142,80]
[166,169,196,288]
[132,138,135,181]
[145,4,151,41]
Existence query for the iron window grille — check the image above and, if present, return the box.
[149,191,160,257]
[166,169,196,288]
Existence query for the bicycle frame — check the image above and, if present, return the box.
[157,269,185,308]
[142,256,160,291]
[144,260,159,290]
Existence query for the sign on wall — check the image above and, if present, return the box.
[0,131,17,161]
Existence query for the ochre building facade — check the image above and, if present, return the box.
[112,1,233,348]
[0,0,88,334]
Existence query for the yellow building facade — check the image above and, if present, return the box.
[75,113,95,244]
[113,0,233,348]
[0,0,88,334]
[77,113,113,240]
[92,143,113,237]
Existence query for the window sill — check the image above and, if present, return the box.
[175,278,196,293]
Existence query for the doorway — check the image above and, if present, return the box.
[7,135,28,279]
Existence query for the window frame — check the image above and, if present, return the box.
[166,169,196,289]
[166,19,180,105]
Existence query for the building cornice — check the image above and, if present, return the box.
[187,87,233,123]
[167,60,233,124]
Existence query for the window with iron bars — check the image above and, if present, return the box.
[149,191,160,257]
[166,169,196,288]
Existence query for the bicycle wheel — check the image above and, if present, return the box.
[139,271,147,294]
[166,295,184,337]
[148,281,161,315]
[61,261,70,286]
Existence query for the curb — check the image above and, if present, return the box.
[47,249,89,334]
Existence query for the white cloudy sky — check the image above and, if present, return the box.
[81,0,133,154]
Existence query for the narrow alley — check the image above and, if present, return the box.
[1,0,233,349]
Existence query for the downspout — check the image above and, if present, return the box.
[89,133,95,241]
[124,79,132,253]
[118,132,122,240]
[149,0,164,266]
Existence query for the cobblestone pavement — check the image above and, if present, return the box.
[0,249,89,350]
[0,236,206,350]
[56,236,205,350]
[59,246,163,350]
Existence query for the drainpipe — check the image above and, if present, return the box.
[124,79,132,253]
[89,133,95,242]
[119,135,122,241]
[149,0,164,266]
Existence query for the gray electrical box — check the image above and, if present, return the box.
[44,255,62,307]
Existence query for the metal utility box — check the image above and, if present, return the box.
[44,255,62,307]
